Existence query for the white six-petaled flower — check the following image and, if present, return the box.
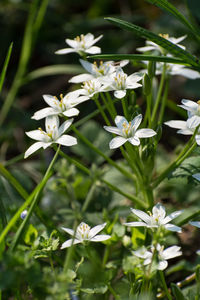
[70,78,105,98]
[61,222,111,249]
[55,33,103,56]
[124,203,182,232]
[133,244,182,270]
[102,68,143,99]
[69,59,129,83]
[164,118,200,144]
[25,115,77,158]
[137,34,186,54]
[32,93,89,120]
[104,114,156,149]
[178,99,200,127]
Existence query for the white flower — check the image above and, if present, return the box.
[156,62,200,79]
[137,34,186,54]
[124,203,182,232]
[70,78,104,98]
[192,173,200,181]
[69,59,129,83]
[24,116,77,158]
[55,33,103,56]
[20,210,28,220]
[102,68,142,99]
[155,244,182,270]
[133,244,182,270]
[133,246,153,266]
[164,118,200,144]
[32,93,89,120]
[61,222,111,249]
[189,220,200,228]
[178,99,200,127]
[104,114,156,149]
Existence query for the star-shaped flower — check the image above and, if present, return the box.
[25,116,77,158]
[137,34,186,54]
[32,93,89,120]
[124,203,182,232]
[133,244,182,270]
[61,222,111,249]
[55,33,103,56]
[104,114,156,149]
[178,99,200,127]
[70,78,105,98]
[164,118,200,144]
[69,59,129,83]
[102,68,142,99]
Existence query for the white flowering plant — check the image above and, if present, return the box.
[2,1,200,299]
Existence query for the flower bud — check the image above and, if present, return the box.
[21,210,28,220]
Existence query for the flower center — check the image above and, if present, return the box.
[122,121,132,137]
[82,80,96,94]
[75,34,86,49]
[114,73,127,90]
[159,33,169,40]
[77,222,91,239]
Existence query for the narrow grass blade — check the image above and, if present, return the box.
[105,17,200,68]
[0,43,13,94]
[90,54,187,65]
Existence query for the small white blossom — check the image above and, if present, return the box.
[104,114,156,149]
[155,62,200,79]
[133,244,182,270]
[102,68,142,99]
[137,34,186,54]
[55,33,103,56]
[164,118,200,144]
[69,59,129,83]
[20,210,28,220]
[178,99,200,127]
[70,78,104,98]
[61,222,111,249]
[25,116,77,158]
[124,203,182,232]
[32,93,89,120]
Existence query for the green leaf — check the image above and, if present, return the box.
[171,283,187,300]
[146,0,200,38]
[0,43,13,94]
[105,17,200,68]
[24,224,38,245]
[170,156,200,179]
[81,285,108,294]
[23,64,83,83]
[90,54,188,65]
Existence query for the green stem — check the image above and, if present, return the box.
[151,63,166,125]
[152,138,197,189]
[9,145,60,251]
[63,220,78,272]
[94,97,111,126]
[146,93,152,128]
[159,271,172,300]
[82,182,96,213]
[158,77,169,124]
[102,245,110,268]
[121,97,128,120]
[105,92,117,116]
[0,42,13,94]
[108,284,121,300]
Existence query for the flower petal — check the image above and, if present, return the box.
[24,142,44,158]
[69,74,93,83]
[115,115,128,129]
[187,115,200,129]
[43,94,59,109]
[86,46,101,54]
[163,210,183,224]
[192,173,200,181]
[45,115,59,132]
[55,48,76,55]
[130,208,151,224]
[61,227,75,236]
[56,135,77,146]
[60,239,81,249]
[58,118,73,136]
[190,221,200,228]
[164,120,187,129]
[131,114,142,131]
[136,128,156,138]
[114,90,126,99]
[123,221,148,227]
[90,235,111,242]
[164,223,182,233]
[62,108,79,117]
[128,136,140,146]
[103,126,122,135]
[32,107,58,120]
[109,136,127,149]
[89,223,107,238]
[26,130,47,142]
[157,260,168,270]
[80,59,94,74]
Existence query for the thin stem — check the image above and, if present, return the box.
[9,145,61,251]
[151,63,166,125]
[159,271,172,300]
[121,97,129,120]
[106,92,117,116]
[82,182,96,213]
[94,97,111,126]
[158,78,169,124]
[108,284,121,300]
